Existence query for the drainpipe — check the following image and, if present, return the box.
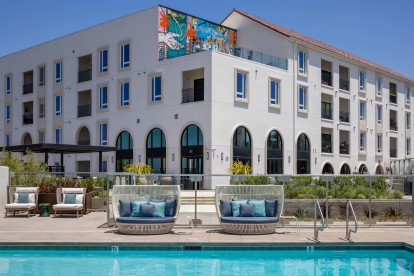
[292,41,298,174]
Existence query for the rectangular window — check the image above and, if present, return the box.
[407,138,411,156]
[55,128,61,144]
[38,130,45,143]
[151,76,162,102]
[269,79,280,106]
[100,123,108,146]
[39,66,45,86]
[359,71,366,91]
[6,105,11,123]
[6,75,12,94]
[407,112,411,129]
[377,134,382,153]
[55,95,62,116]
[377,105,382,124]
[99,86,108,110]
[298,51,306,74]
[236,71,247,100]
[38,98,45,118]
[360,131,366,151]
[298,86,307,111]
[55,61,62,83]
[406,87,410,105]
[360,101,366,121]
[101,160,108,172]
[120,82,129,106]
[120,43,130,68]
[5,133,11,147]
[99,49,108,73]
[376,77,382,96]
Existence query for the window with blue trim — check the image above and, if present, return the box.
[101,160,108,172]
[298,86,307,111]
[100,123,108,146]
[99,49,108,73]
[359,71,365,91]
[269,79,280,106]
[6,75,11,94]
[5,134,10,147]
[377,105,382,124]
[99,86,108,110]
[120,82,129,106]
[236,71,247,100]
[55,128,61,144]
[55,61,62,83]
[6,105,11,123]
[55,95,62,116]
[298,51,306,74]
[151,76,162,102]
[120,43,130,68]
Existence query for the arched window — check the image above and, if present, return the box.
[297,133,310,174]
[116,131,133,172]
[267,130,283,174]
[22,133,32,145]
[77,126,90,145]
[146,128,166,174]
[359,164,368,174]
[181,124,203,175]
[322,163,334,174]
[340,164,351,174]
[233,126,252,165]
[375,165,384,175]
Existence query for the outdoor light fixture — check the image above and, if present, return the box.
[138,155,141,162]
[221,152,224,161]
[111,156,114,163]
[172,153,175,161]
[258,154,261,163]
[206,152,209,160]
[288,156,291,163]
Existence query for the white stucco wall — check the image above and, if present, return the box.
[0,166,9,213]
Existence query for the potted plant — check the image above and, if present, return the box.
[123,162,153,184]
[227,161,252,184]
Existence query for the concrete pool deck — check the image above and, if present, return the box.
[0,212,413,247]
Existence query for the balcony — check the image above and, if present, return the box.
[78,69,92,83]
[77,104,91,117]
[339,78,350,91]
[339,111,349,123]
[321,106,332,120]
[322,142,332,153]
[340,142,350,154]
[182,88,204,103]
[390,119,398,131]
[390,94,397,104]
[22,114,33,125]
[23,83,33,95]
[390,149,397,158]
[321,70,332,86]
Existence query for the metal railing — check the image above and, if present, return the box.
[78,69,92,83]
[321,107,332,120]
[339,111,349,123]
[22,114,33,125]
[314,200,325,240]
[321,70,332,86]
[390,149,397,158]
[182,88,204,103]
[77,104,91,117]
[23,83,33,94]
[345,200,358,240]
[339,78,349,91]
[390,120,398,131]
[390,94,397,104]
[340,143,350,154]
[321,142,332,153]
[232,46,288,70]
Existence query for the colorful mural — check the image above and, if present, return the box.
[158,6,237,61]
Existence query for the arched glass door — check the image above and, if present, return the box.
[297,133,310,174]
[233,126,252,165]
[267,130,283,174]
[146,128,166,174]
[340,164,351,174]
[322,163,334,174]
[116,131,133,172]
[181,125,203,175]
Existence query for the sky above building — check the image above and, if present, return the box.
[1,0,413,79]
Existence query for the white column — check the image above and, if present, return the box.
[0,166,10,213]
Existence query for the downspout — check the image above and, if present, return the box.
[292,41,298,174]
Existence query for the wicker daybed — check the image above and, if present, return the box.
[112,185,180,235]
[5,187,39,217]
[215,185,284,234]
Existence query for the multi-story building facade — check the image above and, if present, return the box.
[1,6,413,185]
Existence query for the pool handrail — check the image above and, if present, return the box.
[346,200,358,240]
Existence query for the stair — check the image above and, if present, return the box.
[181,196,215,205]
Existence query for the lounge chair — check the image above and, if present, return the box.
[53,188,86,217]
[5,187,39,217]
[215,185,284,234]
[112,185,180,235]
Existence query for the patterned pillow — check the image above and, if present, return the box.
[17,193,29,204]
[149,201,166,218]
[230,200,248,217]
[130,200,149,217]
[64,193,76,204]
[248,200,266,217]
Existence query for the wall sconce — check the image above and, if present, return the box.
[258,154,261,163]
[221,152,224,161]
[315,157,317,164]
[111,156,114,163]
[288,156,291,163]
[172,153,175,162]
[138,155,141,162]
[206,152,209,160]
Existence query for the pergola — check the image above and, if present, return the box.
[3,143,116,172]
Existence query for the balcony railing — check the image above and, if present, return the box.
[322,142,333,153]
[232,46,288,70]
[23,83,33,94]
[390,94,397,104]
[339,78,350,91]
[340,142,349,154]
[77,104,91,117]
[321,70,332,86]
[22,114,33,125]
[77,139,90,146]
[78,69,92,83]
[390,149,397,158]
[339,111,350,123]
[390,120,398,131]
[182,88,204,103]
[321,106,332,120]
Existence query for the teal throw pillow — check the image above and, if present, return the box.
[150,201,166,218]
[64,193,76,204]
[248,200,266,217]
[230,200,248,217]
[130,200,149,217]
[17,193,29,204]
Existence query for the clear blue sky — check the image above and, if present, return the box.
[1,0,413,79]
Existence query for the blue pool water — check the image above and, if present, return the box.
[0,247,413,275]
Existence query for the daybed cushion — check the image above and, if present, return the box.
[220,216,279,224]
[140,204,155,217]
[149,201,165,218]
[265,200,278,217]
[230,200,248,217]
[130,200,149,217]
[220,200,232,217]
[53,204,83,210]
[240,203,254,217]
[247,199,266,217]
[5,203,36,209]
[116,217,175,224]
[165,199,176,217]
[119,200,132,217]
[16,187,38,193]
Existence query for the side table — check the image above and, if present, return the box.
[39,203,51,217]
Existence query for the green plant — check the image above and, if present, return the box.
[123,162,153,174]
[388,190,404,199]
[244,176,270,185]
[362,204,379,219]
[317,202,333,219]
[227,161,252,175]
[384,206,403,221]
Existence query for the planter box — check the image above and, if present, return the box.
[37,193,57,213]
[91,197,107,211]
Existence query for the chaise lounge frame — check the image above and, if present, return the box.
[5,187,39,217]
[215,185,284,235]
[112,185,181,235]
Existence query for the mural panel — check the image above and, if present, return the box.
[158,6,237,61]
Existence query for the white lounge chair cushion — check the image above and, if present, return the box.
[53,204,83,210]
[62,188,84,194]
[62,194,84,204]
[5,203,36,209]
[16,187,38,193]
[14,193,36,204]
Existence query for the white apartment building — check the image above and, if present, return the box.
[1,6,413,185]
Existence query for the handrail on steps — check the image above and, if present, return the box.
[314,200,325,240]
[346,200,358,240]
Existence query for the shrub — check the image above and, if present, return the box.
[388,190,404,199]
[292,207,307,220]
[244,176,270,185]
[384,206,404,221]
[227,161,252,175]
[123,162,153,174]
[362,204,379,219]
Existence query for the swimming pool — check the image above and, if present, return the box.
[0,244,413,275]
